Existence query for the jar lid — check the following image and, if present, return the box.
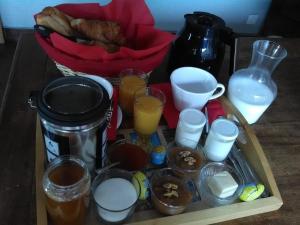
[211,118,239,141]
[179,108,206,129]
[37,76,110,127]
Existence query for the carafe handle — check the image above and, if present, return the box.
[221,27,238,75]
[209,83,225,100]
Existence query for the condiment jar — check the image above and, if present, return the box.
[204,118,238,161]
[151,145,167,165]
[43,155,91,225]
[175,108,206,149]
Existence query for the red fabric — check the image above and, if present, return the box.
[34,1,175,76]
[50,25,173,62]
[206,100,226,124]
[107,87,118,141]
[151,83,226,128]
[55,1,154,42]
[151,83,179,128]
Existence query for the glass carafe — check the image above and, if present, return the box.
[228,40,287,124]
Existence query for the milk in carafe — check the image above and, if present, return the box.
[227,40,287,124]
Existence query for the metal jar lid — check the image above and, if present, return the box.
[35,76,110,127]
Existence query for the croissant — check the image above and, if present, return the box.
[71,19,126,46]
[41,6,74,22]
[36,7,74,37]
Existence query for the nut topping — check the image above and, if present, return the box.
[163,183,178,190]
[184,156,196,165]
[179,151,191,158]
[163,190,179,198]
[162,182,179,198]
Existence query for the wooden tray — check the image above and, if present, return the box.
[35,96,282,225]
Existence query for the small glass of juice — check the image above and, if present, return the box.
[134,87,166,151]
[43,155,91,225]
[119,69,148,115]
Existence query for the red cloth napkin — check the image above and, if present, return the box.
[151,83,179,128]
[56,1,154,41]
[206,100,226,124]
[36,32,170,76]
[107,87,118,140]
[34,0,175,76]
[151,83,226,128]
[50,25,174,62]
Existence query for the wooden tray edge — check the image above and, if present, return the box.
[129,197,283,225]
[220,96,282,202]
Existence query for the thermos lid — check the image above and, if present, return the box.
[210,118,239,141]
[36,76,110,126]
[184,12,226,30]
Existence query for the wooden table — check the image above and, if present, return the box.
[0,34,299,225]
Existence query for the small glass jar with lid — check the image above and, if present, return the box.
[204,118,239,161]
[43,155,91,225]
[175,108,206,149]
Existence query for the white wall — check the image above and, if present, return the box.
[0,0,271,34]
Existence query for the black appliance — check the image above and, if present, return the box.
[168,12,236,80]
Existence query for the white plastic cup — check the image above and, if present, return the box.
[204,118,239,161]
[170,67,225,111]
[175,108,206,149]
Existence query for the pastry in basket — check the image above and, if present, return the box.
[92,40,120,53]
[41,6,74,22]
[36,7,74,37]
[36,6,126,53]
[71,19,126,46]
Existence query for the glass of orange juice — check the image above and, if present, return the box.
[119,69,148,115]
[134,87,166,151]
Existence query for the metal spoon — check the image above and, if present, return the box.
[95,161,120,175]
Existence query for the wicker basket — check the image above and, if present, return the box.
[55,62,152,86]
[55,62,121,86]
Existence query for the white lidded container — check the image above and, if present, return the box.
[204,118,238,161]
[175,108,206,149]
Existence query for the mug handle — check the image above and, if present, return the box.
[209,83,225,100]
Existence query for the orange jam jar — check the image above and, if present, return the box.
[42,156,91,225]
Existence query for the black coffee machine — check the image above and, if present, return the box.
[168,12,236,80]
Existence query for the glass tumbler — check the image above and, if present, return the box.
[134,87,166,151]
[119,68,147,115]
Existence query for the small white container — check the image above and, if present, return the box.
[204,118,238,161]
[175,108,206,149]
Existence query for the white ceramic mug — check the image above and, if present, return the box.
[80,74,113,99]
[170,67,225,111]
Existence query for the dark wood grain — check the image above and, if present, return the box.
[0,34,61,225]
[220,38,300,225]
[0,41,17,117]
[0,34,299,225]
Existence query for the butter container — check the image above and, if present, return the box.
[199,162,244,206]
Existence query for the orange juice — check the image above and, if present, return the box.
[134,96,163,135]
[119,75,146,114]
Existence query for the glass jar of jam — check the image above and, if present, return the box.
[42,155,91,225]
